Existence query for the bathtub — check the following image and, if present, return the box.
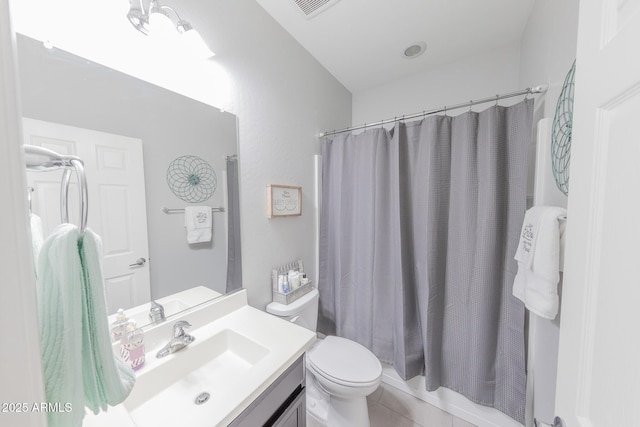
[379,363,524,427]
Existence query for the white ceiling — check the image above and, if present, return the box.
[255,0,535,93]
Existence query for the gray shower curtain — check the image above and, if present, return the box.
[318,99,533,423]
[225,157,243,293]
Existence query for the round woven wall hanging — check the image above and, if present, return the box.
[551,60,576,196]
[166,155,217,203]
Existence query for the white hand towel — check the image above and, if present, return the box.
[184,206,212,244]
[512,206,567,319]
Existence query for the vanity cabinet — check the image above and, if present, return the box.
[229,355,306,427]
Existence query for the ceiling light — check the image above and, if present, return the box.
[126,0,215,59]
[403,42,427,59]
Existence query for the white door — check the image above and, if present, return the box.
[24,118,151,314]
[555,1,640,426]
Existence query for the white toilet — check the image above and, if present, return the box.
[266,289,382,427]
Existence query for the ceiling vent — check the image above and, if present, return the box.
[291,0,341,19]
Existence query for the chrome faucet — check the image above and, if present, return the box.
[149,300,165,324]
[156,320,195,359]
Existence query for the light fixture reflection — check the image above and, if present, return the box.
[126,0,214,59]
[177,21,215,60]
[127,2,149,35]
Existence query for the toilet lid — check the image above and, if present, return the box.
[307,336,382,385]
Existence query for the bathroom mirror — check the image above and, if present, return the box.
[17,34,241,327]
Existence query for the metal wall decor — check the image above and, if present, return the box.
[551,60,575,196]
[166,155,217,203]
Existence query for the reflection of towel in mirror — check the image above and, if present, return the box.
[512,206,566,320]
[184,206,212,244]
[37,224,135,427]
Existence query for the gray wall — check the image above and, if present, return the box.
[353,42,521,125]
[518,0,580,119]
[179,0,353,308]
[17,34,238,299]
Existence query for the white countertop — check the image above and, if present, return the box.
[84,289,316,427]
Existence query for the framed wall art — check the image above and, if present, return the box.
[267,184,302,218]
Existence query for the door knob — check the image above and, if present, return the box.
[129,257,147,267]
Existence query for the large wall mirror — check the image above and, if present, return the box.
[17,34,242,327]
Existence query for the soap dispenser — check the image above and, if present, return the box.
[120,321,145,371]
[110,309,133,342]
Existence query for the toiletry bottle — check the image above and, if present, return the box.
[278,274,285,293]
[111,309,133,342]
[120,321,145,371]
[289,269,301,291]
[282,273,290,294]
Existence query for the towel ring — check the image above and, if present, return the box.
[61,159,88,233]
[27,187,34,216]
[24,145,89,234]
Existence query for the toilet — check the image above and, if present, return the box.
[266,289,382,427]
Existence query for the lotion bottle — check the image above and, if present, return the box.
[120,321,145,371]
[288,270,301,290]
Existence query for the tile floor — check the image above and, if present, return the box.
[366,383,476,427]
[307,382,477,427]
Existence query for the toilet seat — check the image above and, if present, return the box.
[307,336,382,388]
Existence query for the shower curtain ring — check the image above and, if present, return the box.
[495,95,499,106]
[444,106,447,116]
[469,101,473,112]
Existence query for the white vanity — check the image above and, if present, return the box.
[85,289,316,427]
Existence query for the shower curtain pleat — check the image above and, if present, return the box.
[318,99,533,423]
[225,157,243,293]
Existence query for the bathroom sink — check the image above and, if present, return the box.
[82,290,315,427]
[123,328,270,421]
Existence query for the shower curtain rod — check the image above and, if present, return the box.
[318,85,547,138]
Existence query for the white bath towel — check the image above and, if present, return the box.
[513,206,567,319]
[184,206,212,244]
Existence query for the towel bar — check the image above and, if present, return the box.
[162,206,225,214]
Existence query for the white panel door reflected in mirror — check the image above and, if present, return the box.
[17,34,241,326]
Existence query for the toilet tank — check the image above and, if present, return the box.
[266,288,319,331]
